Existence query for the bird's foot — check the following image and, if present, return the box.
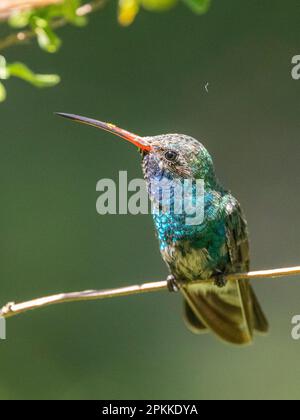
[214,272,227,288]
[167,275,180,293]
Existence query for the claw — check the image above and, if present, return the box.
[167,275,179,293]
[214,273,227,288]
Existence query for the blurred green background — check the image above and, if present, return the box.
[1,0,300,400]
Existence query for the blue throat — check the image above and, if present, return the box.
[148,170,225,254]
[153,191,224,246]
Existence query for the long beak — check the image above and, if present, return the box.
[56,113,151,152]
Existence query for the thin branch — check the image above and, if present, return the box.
[0,0,62,19]
[0,0,107,51]
[1,265,299,320]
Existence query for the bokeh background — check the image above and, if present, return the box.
[1,0,300,400]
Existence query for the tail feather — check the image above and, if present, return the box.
[183,300,208,334]
[250,288,269,334]
[181,280,268,345]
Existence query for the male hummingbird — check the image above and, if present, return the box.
[57,113,269,345]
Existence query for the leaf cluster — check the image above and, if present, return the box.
[0,0,211,102]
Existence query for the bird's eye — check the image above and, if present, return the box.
[164,150,178,162]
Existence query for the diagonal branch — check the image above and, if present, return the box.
[1,265,299,320]
[0,0,62,19]
[0,0,107,51]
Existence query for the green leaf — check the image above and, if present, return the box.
[0,56,9,80]
[31,17,62,53]
[183,0,211,14]
[44,0,87,26]
[62,0,87,26]
[0,82,7,102]
[8,10,32,28]
[8,62,61,88]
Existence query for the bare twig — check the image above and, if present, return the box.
[1,265,299,320]
[0,0,107,51]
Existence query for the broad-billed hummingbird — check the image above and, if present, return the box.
[57,113,269,345]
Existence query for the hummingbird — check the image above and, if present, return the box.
[56,113,269,345]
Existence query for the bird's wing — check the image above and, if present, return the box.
[182,196,267,344]
[224,198,268,335]
[223,197,254,341]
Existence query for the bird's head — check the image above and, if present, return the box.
[141,133,216,187]
[56,113,217,187]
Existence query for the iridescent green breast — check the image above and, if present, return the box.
[153,190,231,281]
